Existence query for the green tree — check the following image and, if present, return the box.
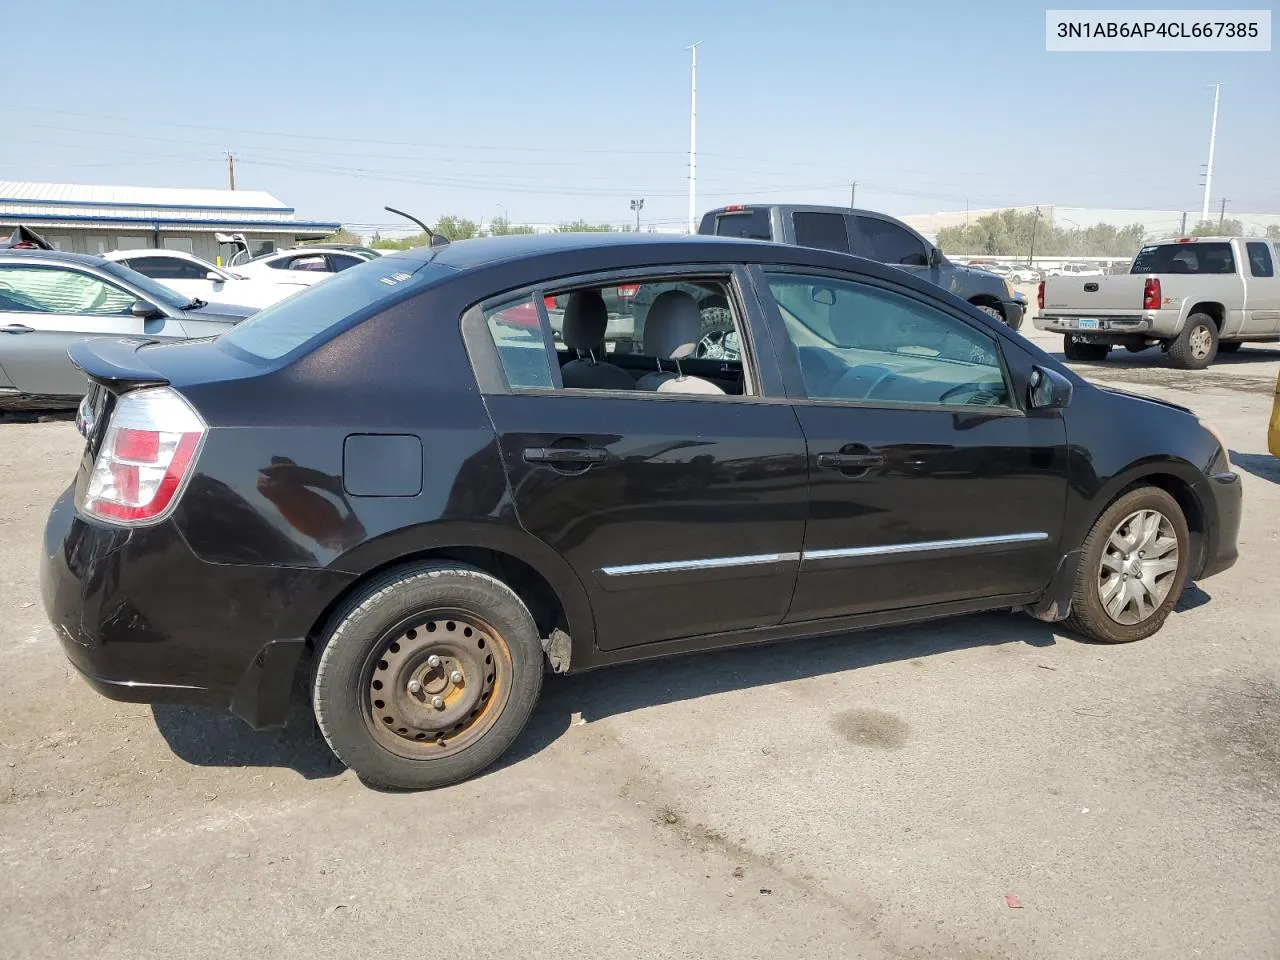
[433,216,481,241]
[1190,218,1243,237]
[937,208,1149,259]
[314,227,363,246]
[488,216,535,236]
[554,219,616,233]
[371,233,424,250]
[1266,225,1280,240]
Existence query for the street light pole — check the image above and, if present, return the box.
[686,42,701,234]
[1201,82,1222,224]
[630,198,645,233]
[1029,206,1041,266]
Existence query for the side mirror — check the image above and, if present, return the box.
[205,271,224,282]
[811,286,836,306]
[1029,366,1073,410]
[929,245,944,267]
[130,300,163,320]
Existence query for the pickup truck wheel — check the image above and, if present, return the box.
[1168,314,1218,369]
[696,303,740,360]
[1218,341,1242,353]
[1064,486,1190,644]
[1063,336,1111,362]
[974,303,1005,325]
[312,563,544,790]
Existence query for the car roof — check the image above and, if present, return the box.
[395,231,854,272]
[703,203,900,219]
[104,248,203,261]
[0,249,113,268]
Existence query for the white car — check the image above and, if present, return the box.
[103,250,302,310]
[228,248,370,287]
[1045,262,1104,278]
[1009,264,1041,283]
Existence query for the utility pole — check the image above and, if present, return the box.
[1029,206,1041,266]
[686,42,701,234]
[630,198,645,233]
[1179,211,1188,235]
[1218,198,1228,231]
[225,152,236,191]
[1200,82,1222,223]
[850,182,857,208]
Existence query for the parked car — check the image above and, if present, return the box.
[979,263,1015,279]
[1045,262,1104,278]
[0,250,255,409]
[228,248,370,287]
[103,249,304,310]
[42,232,1241,790]
[1009,264,1041,283]
[1035,237,1280,368]
[698,204,1025,331]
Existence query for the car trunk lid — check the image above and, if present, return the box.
[1041,275,1150,315]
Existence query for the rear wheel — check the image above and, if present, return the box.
[696,299,740,360]
[1064,486,1190,644]
[313,563,544,789]
[1063,336,1111,362]
[1168,313,1218,369]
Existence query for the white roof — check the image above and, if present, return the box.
[0,180,288,211]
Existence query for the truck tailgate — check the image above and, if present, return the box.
[1042,275,1147,314]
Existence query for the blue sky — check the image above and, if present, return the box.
[2,0,1276,232]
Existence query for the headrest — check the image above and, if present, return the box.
[642,291,703,360]
[561,290,608,352]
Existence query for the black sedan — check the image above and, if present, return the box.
[41,233,1241,789]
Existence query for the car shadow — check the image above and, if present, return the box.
[0,410,75,425]
[1230,450,1280,484]
[148,590,1212,784]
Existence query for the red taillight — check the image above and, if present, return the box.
[543,294,558,309]
[723,204,747,212]
[81,387,206,525]
[1037,280,1045,310]
[1143,277,1161,310]
[616,284,639,299]
[1176,237,1196,244]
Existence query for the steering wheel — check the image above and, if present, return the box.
[938,382,995,406]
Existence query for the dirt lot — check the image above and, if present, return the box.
[2,314,1278,959]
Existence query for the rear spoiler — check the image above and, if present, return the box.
[68,337,168,392]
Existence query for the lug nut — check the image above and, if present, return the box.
[431,695,445,710]
[407,679,422,694]
[449,670,464,685]
[427,655,442,669]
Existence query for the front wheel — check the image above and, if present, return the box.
[313,563,544,789]
[1064,486,1190,643]
[1168,313,1218,369]
[1063,335,1111,362]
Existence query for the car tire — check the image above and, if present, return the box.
[1064,486,1190,644]
[1217,341,1242,354]
[1063,336,1111,362]
[696,299,739,360]
[1168,313,1218,369]
[312,563,544,790]
[974,303,1005,326]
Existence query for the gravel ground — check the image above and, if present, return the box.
[2,309,1278,959]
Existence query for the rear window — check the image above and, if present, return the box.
[705,208,771,241]
[219,258,437,360]
[1130,242,1236,275]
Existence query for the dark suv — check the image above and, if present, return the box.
[699,204,1025,330]
[42,233,1239,790]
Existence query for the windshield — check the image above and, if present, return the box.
[99,260,192,310]
[219,256,441,360]
[1130,242,1236,275]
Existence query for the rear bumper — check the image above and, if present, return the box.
[40,485,351,728]
[1194,471,1241,580]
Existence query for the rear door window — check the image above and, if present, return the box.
[219,259,436,360]
[793,212,850,254]
[707,208,772,240]
[1130,242,1236,275]
[1246,242,1274,278]
[0,266,135,316]
[853,216,929,266]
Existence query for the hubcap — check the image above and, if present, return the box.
[364,613,511,759]
[1097,509,1180,625]
[1189,325,1212,359]
[695,328,739,360]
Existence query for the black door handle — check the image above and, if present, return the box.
[1,324,35,334]
[817,452,884,469]
[523,446,608,465]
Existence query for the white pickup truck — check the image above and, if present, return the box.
[1035,236,1280,369]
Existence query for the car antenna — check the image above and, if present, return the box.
[384,206,450,248]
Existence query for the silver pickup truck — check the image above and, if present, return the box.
[1035,236,1280,369]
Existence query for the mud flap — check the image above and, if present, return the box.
[1023,550,1080,622]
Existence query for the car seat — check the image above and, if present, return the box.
[635,291,726,394]
[559,290,636,391]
